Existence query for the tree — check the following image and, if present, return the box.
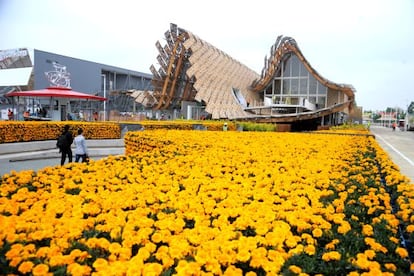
[408,101,414,114]
[372,113,381,122]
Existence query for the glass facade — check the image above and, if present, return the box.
[264,54,327,108]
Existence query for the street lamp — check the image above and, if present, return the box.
[101,74,106,121]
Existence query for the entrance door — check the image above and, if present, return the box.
[60,105,67,121]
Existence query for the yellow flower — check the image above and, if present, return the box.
[285,236,299,248]
[174,260,191,275]
[250,256,265,269]
[365,237,388,253]
[67,263,92,276]
[324,239,339,250]
[5,243,23,260]
[289,265,302,274]
[223,265,243,275]
[364,249,376,259]
[151,231,163,243]
[395,247,409,258]
[137,247,151,261]
[312,228,323,238]
[35,247,50,258]
[93,258,108,271]
[384,263,397,272]
[108,242,122,254]
[389,236,400,244]
[9,257,22,267]
[142,262,163,275]
[304,244,316,256]
[18,261,34,274]
[97,238,111,250]
[322,251,341,262]
[406,224,414,233]
[362,224,374,236]
[337,221,351,234]
[353,253,370,270]
[32,264,50,276]
[410,262,414,272]
[49,254,68,267]
[236,248,251,262]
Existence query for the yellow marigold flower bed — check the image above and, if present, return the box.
[316,125,372,137]
[0,121,121,143]
[128,120,235,131]
[0,130,413,275]
[0,120,242,143]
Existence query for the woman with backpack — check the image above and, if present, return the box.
[57,125,73,165]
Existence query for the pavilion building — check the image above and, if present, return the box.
[1,24,358,129]
[133,23,356,130]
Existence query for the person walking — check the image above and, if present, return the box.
[78,110,84,121]
[7,109,13,120]
[93,111,98,121]
[74,128,88,163]
[58,125,73,165]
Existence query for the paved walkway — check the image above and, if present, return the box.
[369,126,414,183]
[0,139,124,176]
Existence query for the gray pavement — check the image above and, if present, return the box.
[369,125,414,183]
[0,139,124,176]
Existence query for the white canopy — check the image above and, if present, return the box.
[0,67,32,86]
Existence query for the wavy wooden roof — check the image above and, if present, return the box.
[251,35,355,99]
[150,24,355,120]
[151,24,261,119]
[183,35,262,119]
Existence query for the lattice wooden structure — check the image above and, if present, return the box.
[148,23,355,122]
[150,24,260,119]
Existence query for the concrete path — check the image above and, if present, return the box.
[369,126,414,183]
[0,139,124,176]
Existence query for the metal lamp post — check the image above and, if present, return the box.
[102,74,106,121]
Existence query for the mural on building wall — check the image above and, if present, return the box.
[44,61,71,88]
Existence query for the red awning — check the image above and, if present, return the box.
[5,87,106,101]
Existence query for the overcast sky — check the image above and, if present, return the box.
[1,0,413,111]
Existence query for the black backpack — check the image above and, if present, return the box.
[56,134,68,148]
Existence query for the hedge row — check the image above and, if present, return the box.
[0,120,278,144]
[0,121,121,143]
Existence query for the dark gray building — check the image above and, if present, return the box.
[0,48,152,121]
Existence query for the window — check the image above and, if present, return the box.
[309,75,317,94]
[309,97,317,105]
[291,79,299,94]
[299,61,308,77]
[291,56,300,77]
[264,85,272,96]
[274,80,281,95]
[282,79,290,94]
[317,97,326,108]
[317,82,327,95]
[274,67,281,78]
[282,58,291,77]
[299,78,308,95]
